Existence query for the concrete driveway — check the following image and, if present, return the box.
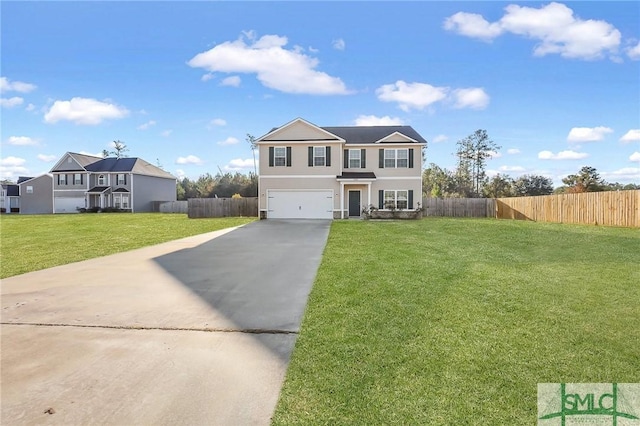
[1,219,331,425]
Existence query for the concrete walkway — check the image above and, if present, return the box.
[1,220,331,425]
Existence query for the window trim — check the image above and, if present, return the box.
[313,146,326,167]
[59,174,67,185]
[117,173,126,185]
[382,189,410,210]
[97,174,106,186]
[274,147,287,167]
[26,185,34,194]
[384,148,409,168]
[74,173,82,185]
[349,149,361,169]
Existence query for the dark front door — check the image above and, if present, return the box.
[348,190,361,217]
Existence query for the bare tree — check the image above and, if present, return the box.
[246,134,257,176]
[110,140,129,159]
[456,130,500,197]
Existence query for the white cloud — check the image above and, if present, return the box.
[175,169,186,179]
[601,167,640,183]
[218,137,239,146]
[224,158,254,171]
[499,165,526,172]
[79,150,105,158]
[620,129,640,143]
[376,80,448,112]
[629,152,640,162]
[376,80,489,112]
[538,150,589,160]
[176,155,203,165]
[444,3,622,61]
[627,41,640,60]
[487,150,502,159]
[38,154,57,162]
[507,148,521,154]
[210,118,226,127]
[137,120,156,130]
[26,103,36,111]
[567,126,613,142]
[221,76,241,87]
[452,87,490,109]
[7,136,38,146]
[0,157,31,180]
[201,73,215,82]
[161,130,172,137]
[0,156,26,167]
[44,97,129,125]
[188,32,351,95]
[433,134,449,143]
[443,12,503,41]
[0,77,37,93]
[1,97,24,108]
[353,115,405,126]
[333,38,346,50]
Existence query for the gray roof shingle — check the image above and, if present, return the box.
[321,126,427,145]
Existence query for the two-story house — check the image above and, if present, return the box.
[256,118,427,219]
[49,152,176,213]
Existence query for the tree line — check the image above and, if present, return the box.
[176,172,258,200]
[423,130,638,198]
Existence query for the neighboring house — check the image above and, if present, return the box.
[49,152,177,213]
[1,182,20,213]
[18,174,54,214]
[256,118,427,219]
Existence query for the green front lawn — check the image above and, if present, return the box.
[0,214,255,278]
[273,218,640,424]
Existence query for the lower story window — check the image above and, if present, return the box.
[383,190,408,209]
[114,194,130,209]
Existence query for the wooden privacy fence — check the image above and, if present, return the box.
[188,197,258,218]
[496,190,639,227]
[422,197,496,218]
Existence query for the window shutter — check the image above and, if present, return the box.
[124,174,127,185]
[269,147,274,167]
[286,147,292,167]
[408,190,414,209]
[308,147,314,167]
[57,174,60,185]
[361,149,366,168]
[379,149,384,168]
[81,174,84,185]
[65,174,68,185]
[326,146,331,166]
[378,190,384,209]
[344,150,349,169]
[409,148,414,168]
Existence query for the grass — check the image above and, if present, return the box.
[272,218,640,425]
[0,213,255,278]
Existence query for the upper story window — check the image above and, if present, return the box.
[274,147,286,167]
[269,146,291,167]
[74,173,82,185]
[313,146,326,167]
[98,174,106,186]
[382,148,410,168]
[26,186,33,194]
[59,174,67,185]
[117,174,126,185]
[349,149,361,168]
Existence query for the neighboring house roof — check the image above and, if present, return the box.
[17,176,34,184]
[70,152,104,168]
[85,157,175,179]
[321,126,427,145]
[112,188,130,193]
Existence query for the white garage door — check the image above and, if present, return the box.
[268,190,333,219]
[54,197,84,213]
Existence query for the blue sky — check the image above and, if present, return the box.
[1,1,639,186]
